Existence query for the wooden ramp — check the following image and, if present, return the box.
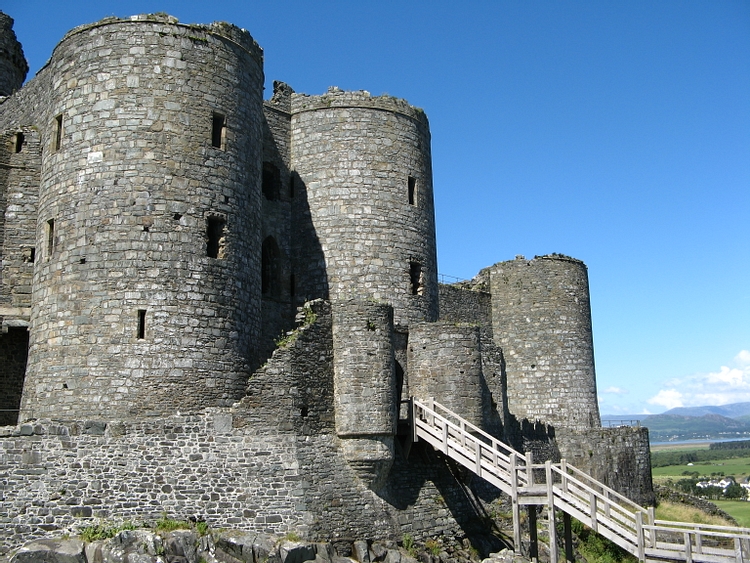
[411,398,750,563]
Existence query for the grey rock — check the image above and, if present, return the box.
[278,541,316,563]
[351,542,369,563]
[10,539,85,563]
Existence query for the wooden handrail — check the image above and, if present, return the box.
[412,398,750,563]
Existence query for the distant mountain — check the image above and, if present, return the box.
[662,402,750,419]
[641,413,750,442]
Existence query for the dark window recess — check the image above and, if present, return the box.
[206,216,226,258]
[211,112,226,149]
[137,309,146,339]
[173,213,182,221]
[79,257,86,264]
[408,176,417,205]
[22,247,35,263]
[46,219,55,257]
[262,162,281,201]
[14,132,24,153]
[262,236,281,296]
[410,261,423,295]
[53,114,63,152]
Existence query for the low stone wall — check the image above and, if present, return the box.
[555,426,655,507]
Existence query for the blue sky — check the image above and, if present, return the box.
[5,1,749,416]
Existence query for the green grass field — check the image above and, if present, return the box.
[651,446,750,527]
[714,500,750,527]
[652,456,750,481]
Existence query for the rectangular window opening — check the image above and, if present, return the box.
[14,132,24,153]
[410,261,423,296]
[46,219,55,258]
[211,112,226,149]
[53,114,63,152]
[206,216,226,258]
[408,176,417,205]
[137,309,146,339]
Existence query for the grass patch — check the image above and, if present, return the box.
[655,501,735,527]
[571,519,637,563]
[80,521,137,542]
[713,500,750,528]
[154,513,190,532]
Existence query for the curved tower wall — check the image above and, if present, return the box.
[490,255,600,431]
[0,12,27,96]
[290,90,438,326]
[21,16,264,420]
[408,322,487,429]
[332,299,396,490]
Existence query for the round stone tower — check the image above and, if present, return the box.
[489,255,600,431]
[290,89,438,326]
[0,12,28,96]
[20,15,264,420]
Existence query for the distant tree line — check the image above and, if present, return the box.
[709,440,750,450]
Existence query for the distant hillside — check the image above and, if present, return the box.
[662,402,750,419]
[642,412,750,442]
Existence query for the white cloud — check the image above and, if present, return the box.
[648,389,684,410]
[603,386,627,394]
[647,350,750,410]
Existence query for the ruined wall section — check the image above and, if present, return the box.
[555,427,655,507]
[290,89,438,326]
[490,255,600,431]
[0,12,27,97]
[438,284,492,339]
[260,82,295,365]
[21,16,265,421]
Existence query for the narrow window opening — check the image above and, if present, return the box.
[14,132,24,153]
[142,225,150,232]
[53,114,63,152]
[80,257,86,264]
[173,213,182,221]
[300,405,309,418]
[46,219,55,258]
[137,309,146,339]
[22,247,35,263]
[262,236,281,297]
[262,162,281,201]
[206,216,226,259]
[211,112,226,149]
[410,261,423,295]
[408,176,417,205]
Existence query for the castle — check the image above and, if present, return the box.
[0,13,653,554]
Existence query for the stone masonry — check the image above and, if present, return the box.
[0,12,653,556]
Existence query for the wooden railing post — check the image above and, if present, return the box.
[648,507,656,548]
[735,537,743,563]
[475,440,482,475]
[684,532,692,563]
[635,510,644,561]
[510,452,521,554]
[590,493,598,533]
[546,461,558,563]
[526,451,534,487]
[411,398,419,444]
[560,459,568,495]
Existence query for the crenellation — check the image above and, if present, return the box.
[0,11,654,556]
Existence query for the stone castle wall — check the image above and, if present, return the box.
[19,16,265,420]
[0,302,491,555]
